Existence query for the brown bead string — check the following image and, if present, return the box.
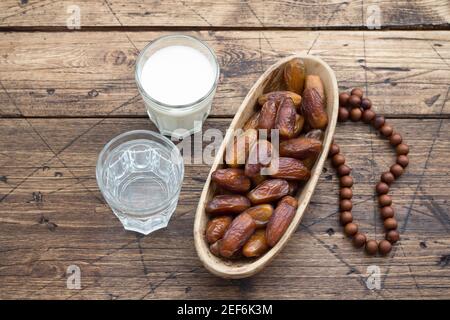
[328,88,409,256]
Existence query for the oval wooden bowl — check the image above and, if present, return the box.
[194,54,339,279]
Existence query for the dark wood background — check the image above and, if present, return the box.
[0,0,449,299]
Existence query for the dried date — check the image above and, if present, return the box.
[270,157,310,181]
[205,195,251,215]
[284,58,305,94]
[279,137,322,159]
[244,204,274,228]
[219,212,256,258]
[242,229,269,257]
[266,196,298,247]
[247,179,290,204]
[212,168,251,193]
[275,98,297,139]
[206,216,233,244]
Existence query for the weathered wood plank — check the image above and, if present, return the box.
[0,30,449,118]
[1,117,449,299]
[0,0,448,29]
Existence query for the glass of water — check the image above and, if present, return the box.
[96,130,184,235]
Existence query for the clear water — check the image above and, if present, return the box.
[103,139,179,215]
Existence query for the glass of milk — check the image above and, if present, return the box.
[135,35,220,139]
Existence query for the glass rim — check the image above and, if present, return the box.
[134,34,220,111]
[96,130,184,217]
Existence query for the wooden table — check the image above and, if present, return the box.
[0,1,449,300]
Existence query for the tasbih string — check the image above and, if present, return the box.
[328,88,409,256]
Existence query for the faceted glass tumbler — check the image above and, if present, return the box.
[96,130,184,235]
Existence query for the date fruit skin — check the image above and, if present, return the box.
[264,67,285,93]
[219,212,256,258]
[205,195,251,215]
[276,98,297,139]
[258,91,302,107]
[302,155,318,170]
[250,173,267,187]
[305,129,324,141]
[258,100,278,132]
[247,179,290,205]
[305,75,325,97]
[243,204,274,228]
[270,157,311,181]
[243,229,269,257]
[266,196,299,247]
[279,137,322,159]
[301,75,328,129]
[225,129,257,168]
[278,195,299,208]
[245,140,273,178]
[284,58,305,94]
[209,240,221,257]
[243,111,261,131]
[293,114,305,137]
[212,168,251,193]
[302,88,328,129]
[206,216,233,244]
[288,181,299,196]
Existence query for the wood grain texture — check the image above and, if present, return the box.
[0,0,448,28]
[1,118,449,299]
[0,30,449,118]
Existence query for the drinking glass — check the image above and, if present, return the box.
[135,35,220,139]
[96,130,184,235]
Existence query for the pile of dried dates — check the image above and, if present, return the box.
[204,58,329,260]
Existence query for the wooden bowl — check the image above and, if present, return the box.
[194,54,339,279]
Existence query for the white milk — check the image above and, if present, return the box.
[136,41,218,139]
[141,45,215,106]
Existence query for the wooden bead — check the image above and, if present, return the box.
[376,182,389,195]
[389,133,402,146]
[380,124,393,137]
[380,206,395,219]
[379,194,392,207]
[340,199,353,211]
[348,95,361,108]
[365,240,378,255]
[340,175,353,187]
[353,233,367,248]
[340,211,353,225]
[390,164,404,178]
[378,240,392,255]
[350,107,362,121]
[338,107,349,122]
[386,230,400,243]
[396,143,409,155]
[373,115,385,129]
[381,172,395,185]
[361,98,372,110]
[339,92,350,107]
[362,109,376,123]
[351,88,364,98]
[328,143,340,158]
[344,222,358,236]
[397,155,409,168]
[332,154,345,167]
[384,218,398,230]
[340,187,353,199]
[337,164,351,176]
